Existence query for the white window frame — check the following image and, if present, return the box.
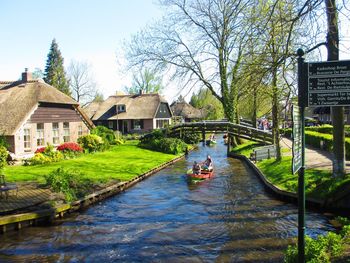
[63,122,70,142]
[24,128,31,151]
[52,123,59,145]
[36,123,44,146]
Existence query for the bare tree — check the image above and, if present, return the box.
[68,60,98,106]
[126,0,252,123]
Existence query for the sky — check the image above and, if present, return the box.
[0,0,181,102]
[1,1,350,105]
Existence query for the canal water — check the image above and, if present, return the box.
[0,138,334,262]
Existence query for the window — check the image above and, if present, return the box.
[52,123,59,145]
[156,119,169,128]
[133,119,142,130]
[117,104,126,112]
[63,122,70,142]
[36,123,44,146]
[24,128,31,151]
[78,125,83,136]
[108,121,113,129]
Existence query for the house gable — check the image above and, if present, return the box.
[155,102,172,119]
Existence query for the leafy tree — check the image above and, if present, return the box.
[190,88,224,120]
[68,59,98,106]
[124,68,164,94]
[44,39,71,95]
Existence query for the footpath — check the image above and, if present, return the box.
[280,136,350,171]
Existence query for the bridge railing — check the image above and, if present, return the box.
[169,121,273,144]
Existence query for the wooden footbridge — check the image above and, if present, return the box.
[169,121,273,145]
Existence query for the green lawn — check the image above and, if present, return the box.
[232,141,350,200]
[4,141,179,184]
[231,140,263,156]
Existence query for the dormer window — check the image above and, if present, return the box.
[116,104,126,113]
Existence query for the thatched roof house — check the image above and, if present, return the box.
[84,92,172,133]
[170,101,204,123]
[0,69,93,158]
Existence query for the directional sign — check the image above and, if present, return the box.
[292,105,302,174]
[308,60,350,107]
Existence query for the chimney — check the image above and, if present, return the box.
[22,68,32,82]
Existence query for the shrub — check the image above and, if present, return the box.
[27,144,64,165]
[45,168,92,202]
[141,137,187,154]
[284,232,345,263]
[180,131,201,144]
[115,139,124,145]
[45,168,77,202]
[0,146,8,172]
[123,133,141,140]
[28,153,52,165]
[0,134,9,149]
[91,126,116,145]
[77,134,104,153]
[140,129,166,144]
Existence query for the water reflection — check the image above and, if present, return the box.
[0,137,334,262]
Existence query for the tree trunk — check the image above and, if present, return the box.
[272,67,281,161]
[252,86,257,129]
[325,0,345,177]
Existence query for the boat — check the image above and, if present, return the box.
[186,168,214,181]
[206,139,217,146]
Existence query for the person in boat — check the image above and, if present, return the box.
[192,161,201,175]
[202,155,213,171]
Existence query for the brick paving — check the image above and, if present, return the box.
[0,184,51,215]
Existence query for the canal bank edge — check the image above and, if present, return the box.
[0,149,193,234]
[228,152,350,214]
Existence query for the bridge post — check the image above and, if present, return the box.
[227,135,231,155]
[202,129,205,146]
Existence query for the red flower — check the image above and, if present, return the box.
[57,142,83,152]
[35,147,46,154]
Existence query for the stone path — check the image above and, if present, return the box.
[280,137,350,172]
[0,184,51,215]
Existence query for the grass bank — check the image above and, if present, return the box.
[4,141,179,184]
[232,141,350,200]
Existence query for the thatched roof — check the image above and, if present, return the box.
[85,93,171,120]
[0,79,80,135]
[170,101,204,119]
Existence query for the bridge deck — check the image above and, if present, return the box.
[170,121,273,144]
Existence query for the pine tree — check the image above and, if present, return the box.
[44,39,71,95]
